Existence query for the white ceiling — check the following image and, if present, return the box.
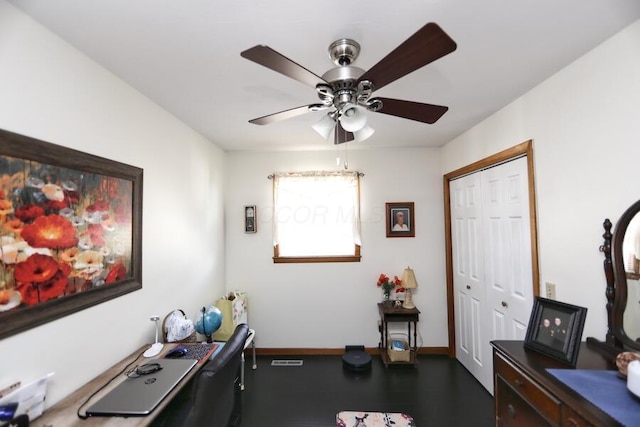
[8,0,640,152]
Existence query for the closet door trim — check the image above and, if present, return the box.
[443,140,540,357]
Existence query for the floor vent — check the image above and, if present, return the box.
[271,359,303,366]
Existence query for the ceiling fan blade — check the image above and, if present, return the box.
[358,23,457,92]
[249,104,327,125]
[335,122,355,144]
[372,97,449,124]
[241,45,328,88]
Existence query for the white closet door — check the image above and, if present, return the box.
[450,171,489,389]
[483,156,533,343]
[450,156,533,394]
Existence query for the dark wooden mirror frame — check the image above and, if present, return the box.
[589,200,640,356]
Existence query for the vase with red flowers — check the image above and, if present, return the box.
[377,273,402,306]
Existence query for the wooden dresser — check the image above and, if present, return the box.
[492,340,621,427]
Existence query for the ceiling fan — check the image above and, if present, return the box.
[240,22,457,144]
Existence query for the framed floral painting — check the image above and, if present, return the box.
[0,129,143,339]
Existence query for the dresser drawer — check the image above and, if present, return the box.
[562,407,593,427]
[495,352,561,425]
[496,376,553,427]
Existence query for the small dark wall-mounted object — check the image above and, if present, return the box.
[245,205,256,233]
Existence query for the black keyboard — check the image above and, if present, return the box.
[168,343,218,361]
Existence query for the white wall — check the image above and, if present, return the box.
[0,1,226,406]
[441,20,640,341]
[225,148,447,349]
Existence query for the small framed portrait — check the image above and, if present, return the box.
[524,297,587,367]
[244,205,257,233]
[385,202,415,238]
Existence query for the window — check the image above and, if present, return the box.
[272,171,361,263]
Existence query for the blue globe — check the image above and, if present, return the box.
[195,306,223,341]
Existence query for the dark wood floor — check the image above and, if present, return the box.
[239,354,494,426]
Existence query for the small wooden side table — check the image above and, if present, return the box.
[377,303,420,366]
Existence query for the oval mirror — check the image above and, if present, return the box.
[612,200,640,351]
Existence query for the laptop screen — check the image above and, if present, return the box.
[86,358,197,417]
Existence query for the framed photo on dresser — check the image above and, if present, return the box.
[524,297,587,367]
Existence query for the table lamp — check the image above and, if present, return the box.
[143,315,163,357]
[402,267,418,309]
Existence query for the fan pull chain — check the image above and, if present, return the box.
[344,142,349,169]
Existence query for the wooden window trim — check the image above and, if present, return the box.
[273,244,361,263]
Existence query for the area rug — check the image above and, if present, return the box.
[336,411,416,427]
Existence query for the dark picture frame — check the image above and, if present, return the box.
[385,202,415,238]
[244,205,256,233]
[524,297,587,367]
[0,129,143,340]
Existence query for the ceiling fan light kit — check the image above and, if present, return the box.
[312,114,336,140]
[240,22,457,145]
[339,104,368,132]
[354,125,375,142]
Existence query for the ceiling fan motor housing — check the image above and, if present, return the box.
[328,38,360,66]
[320,65,366,108]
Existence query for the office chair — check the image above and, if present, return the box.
[152,323,249,427]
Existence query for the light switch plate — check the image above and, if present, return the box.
[545,282,557,300]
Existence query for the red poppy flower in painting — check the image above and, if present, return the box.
[45,199,68,212]
[14,254,72,305]
[21,214,79,250]
[87,223,105,247]
[64,190,79,205]
[14,253,59,283]
[15,204,45,222]
[113,204,131,224]
[105,262,128,284]
[86,200,110,213]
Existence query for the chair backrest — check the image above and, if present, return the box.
[154,323,249,427]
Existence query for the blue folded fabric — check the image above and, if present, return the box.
[391,340,405,351]
[547,369,640,426]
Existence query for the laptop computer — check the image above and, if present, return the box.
[86,358,197,417]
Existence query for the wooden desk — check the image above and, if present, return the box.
[492,340,619,427]
[377,303,420,366]
[32,344,209,427]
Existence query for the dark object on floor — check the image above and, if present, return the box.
[342,345,372,372]
[151,324,249,427]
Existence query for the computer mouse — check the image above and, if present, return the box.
[165,346,188,358]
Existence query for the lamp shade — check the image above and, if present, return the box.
[340,104,367,132]
[312,114,336,140]
[401,267,418,289]
[354,125,374,142]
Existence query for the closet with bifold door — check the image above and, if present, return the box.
[445,142,539,395]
